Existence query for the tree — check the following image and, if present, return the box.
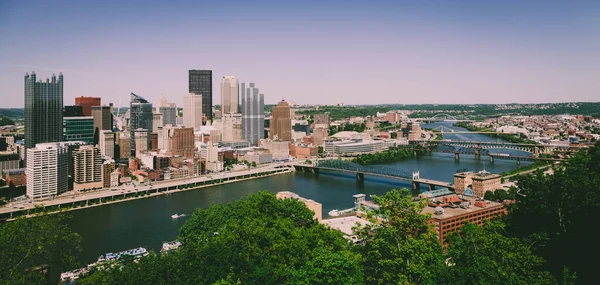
[505,142,600,283]
[79,192,361,284]
[442,221,555,284]
[355,189,445,284]
[483,191,496,201]
[0,215,81,285]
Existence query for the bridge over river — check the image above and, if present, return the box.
[293,160,452,192]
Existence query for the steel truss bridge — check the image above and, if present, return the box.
[410,140,585,157]
[414,114,471,123]
[430,125,499,135]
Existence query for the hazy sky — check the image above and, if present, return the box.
[1,0,599,107]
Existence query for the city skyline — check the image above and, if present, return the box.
[1,1,599,107]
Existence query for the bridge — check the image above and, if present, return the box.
[413,114,472,123]
[411,140,584,158]
[293,160,453,192]
[429,125,499,135]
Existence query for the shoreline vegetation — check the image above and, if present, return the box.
[452,121,538,144]
[351,147,415,165]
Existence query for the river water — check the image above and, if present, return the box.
[64,122,529,270]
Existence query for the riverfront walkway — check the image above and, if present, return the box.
[0,164,293,220]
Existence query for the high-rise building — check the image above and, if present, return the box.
[75,96,101,116]
[241,83,264,146]
[64,105,84,117]
[152,112,163,132]
[24,72,64,151]
[221,76,239,115]
[26,142,69,199]
[270,100,292,141]
[183,93,203,129]
[130,93,153,157]
[170,127,195,159]
[63,116,94,144]
[99,130,115,158]
[157,95,177,126]
[117,132,131,159]
[313,113,331,128]
[134,129,148,158]
[91,105,113,144]
[188,70,212,121]
[73,145,103,191]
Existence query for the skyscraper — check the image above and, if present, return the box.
[26,142,69,199]
[221,76,239,114]
[130,93,153,157]
[183,93,203,129]
[73,145,102,191]
[189,70,212,121]
[271,100,292,141]
[24,72,64,150]
[241,83,264,146]
[157,95,177,126]
[63,116,94,144]
[75,96,101,116]
[92,105,113,144]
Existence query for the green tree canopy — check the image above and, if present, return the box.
[355,189,445,284]
[0,215,81,285]
[443,221,554,284]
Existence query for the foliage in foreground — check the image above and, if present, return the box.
[0,215,81,285]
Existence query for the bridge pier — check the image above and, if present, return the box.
[489,156,495,164]
[516,158,521,166]
[313,168,319,174]
[474,149,481,160]
[454,153,459,160]
[412,181,421,192]
[428,184,436,191]
[356,173,364,182]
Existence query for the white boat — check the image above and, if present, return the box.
[161,241,183,253]
[328,209,340,217]
[171,214,180,219]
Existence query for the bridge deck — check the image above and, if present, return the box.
[413,178,453,188]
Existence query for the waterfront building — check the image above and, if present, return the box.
[99,130,115,158]
[241,83,264,146]
[183,93,203,129]
[102,160,115,189]
[323,139,386,155]
[189,70,212,121]
[276,191,322,222]
[259,139,290,161]
[156,95,177,126]
[63,105,84,117]
[75,96,101,116]
[2,168,26,187]
[454,170,502,198]
[73,145,102,191]
[221,76,239,115]
[24,72,63,151]
[289,144,317,159]
[167,127,195,159]
[92,105,113,144]
[110,169,120,188]
[271,100,292,141]
[312,127,329,146]
[129,93,153,157]
[26,142,69,199]
[63,117,94,144]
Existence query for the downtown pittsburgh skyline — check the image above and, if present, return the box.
[1,0,599,107]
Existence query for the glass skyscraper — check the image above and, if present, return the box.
[188,70,212,121]
[129,93,153,157]
[63,117,94,144]
[241,83,264,146]
[24,72,64,150]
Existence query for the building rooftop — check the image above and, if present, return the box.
[321,216,371,236]
[422,194,503,221]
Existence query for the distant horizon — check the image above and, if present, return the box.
[1,1,599,107]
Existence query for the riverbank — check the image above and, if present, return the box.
[351,147,415,165]
[453,122,538,144]
[0,166,294,220]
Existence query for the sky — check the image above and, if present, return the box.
[0,0,599,107]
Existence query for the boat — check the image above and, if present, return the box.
[97,247,149,263]
[171,213,186,219]
[161,241,183,253]
[328,209,340,217]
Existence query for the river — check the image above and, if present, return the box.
[62,121,529,273]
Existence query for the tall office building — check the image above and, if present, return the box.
[221,76,239,114]
[64,105,84,117]
[99,130,115,158]
[63,116,94,144]
[183,93,203,129]
[241,83,264,146]
[130,93,153,157]
[73,145,103,191]
[157,95,177,126]
[134,129,149,158]
[189,70,212,121]
[75,96,101,116]
[91,105,113,144]
[26,142,69,200]
[271,100,292,141]
[24,72,64,151]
